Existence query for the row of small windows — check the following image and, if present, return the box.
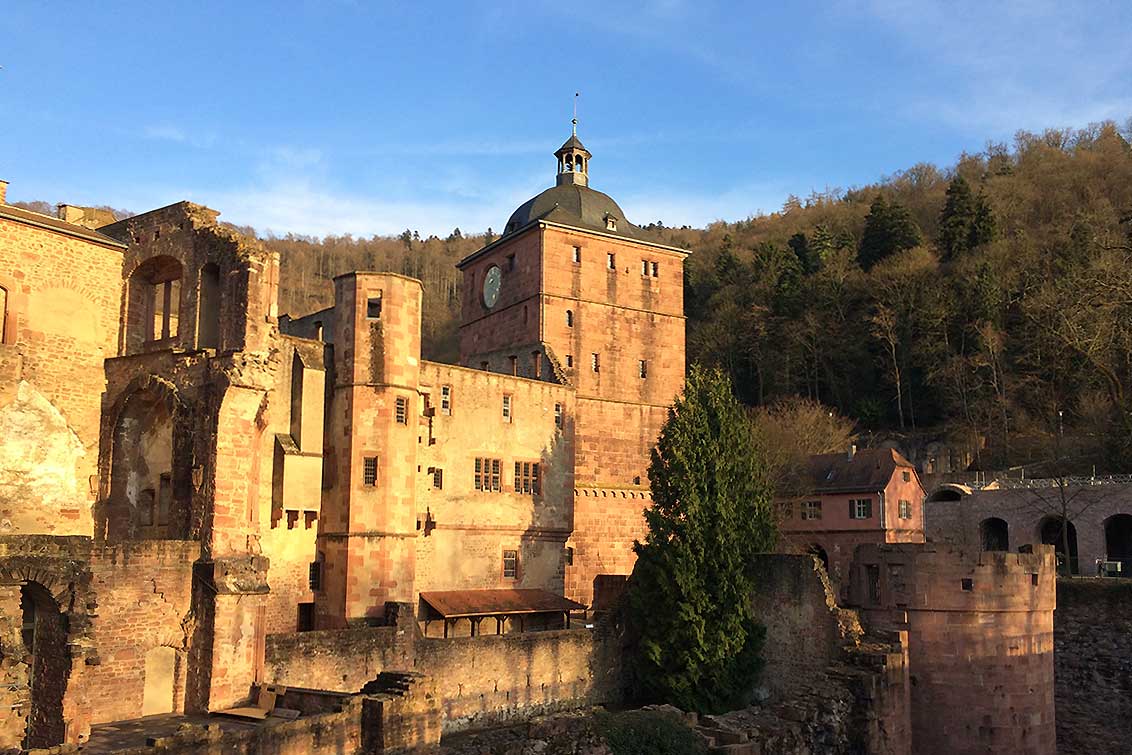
[569,246,660,277]
[562,352,648,379]
[473,458,542,495]
[785,498,914,521]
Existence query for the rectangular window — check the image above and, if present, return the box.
[139,488,156,527]
[641,259,649,276]
[440,385,451,415]
[513,462,541,495]
[607,252,616,270]
[554,403,562,428]
[502,394,512,422]
[898,499,912,519]
[475,457,502,492]
[801,500,822,520]
[565,354,573,368]
[395,397,407,424]
[651,261,659,277]
[308,561,322,592]
[639,359,648,379]
[150,278,180,340]
[850,498,873,520]
[572,246,581,264]
[506,253,516,272]
[591,353,600,373]
[902,470,911,482]
[503,549,519,579]
[166,279,180,337]
[367,293,383,319]
[532,351,542,378]
[508,355,517,376]
[433,468,443,490]
[363,456,378,486]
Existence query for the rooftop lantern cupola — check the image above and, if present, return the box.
[555,118,591,188]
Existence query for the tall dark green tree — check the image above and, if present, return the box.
[858,194,922,270]
[937,175,976,260]
[627,366,777,713]
[969,190,997,248]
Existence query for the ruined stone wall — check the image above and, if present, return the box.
[851,543,1056,755]
[0,214,124,536]
[1054,578,1132,755]
[417,628,615,733]
[565,487,651,607]
[264,625,413,692]
[415,361,574,596]
[84,541,196,724]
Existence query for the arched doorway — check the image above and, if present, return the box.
[1039,517,1079,575]
[980,517,1009,551]
[1104,514,1132,576]
[21,582,70,749]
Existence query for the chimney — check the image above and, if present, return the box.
[0,180,8,205]
[847,444,857,462]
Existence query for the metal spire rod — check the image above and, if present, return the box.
[572,91,579,136]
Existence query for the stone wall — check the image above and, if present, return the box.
[1055,578,1132,755]
[264,626,413,693]
[0,212,124,537]
[84,541,196,724]
[565,487,650,607]
[418,628,616,732]
[749,554,911,754]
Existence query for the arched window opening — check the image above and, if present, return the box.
[197,262,220,349]
[108,384,180,540]
[1104,514,1132,574]
[1039,517,1079,575]
[927,488,964,503]
[21,582,70,749]
[980,517,1009,551]
[126,256,183,351]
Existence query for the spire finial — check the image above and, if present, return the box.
[572,91,579,136]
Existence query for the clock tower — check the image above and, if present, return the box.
[456,129,687,488]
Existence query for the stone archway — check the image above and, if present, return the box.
[20,581,71,749]
[1039,517,1079,575]
[142,646,178,716]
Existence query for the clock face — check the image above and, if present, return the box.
[482,265,502,308]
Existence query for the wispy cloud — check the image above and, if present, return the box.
[140,123,218,149]
[852,0,1132,135]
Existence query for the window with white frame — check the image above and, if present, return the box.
[502,394,512,422]
[898,499,912,519]
[850,498,873,520]
[502,549,519,579]
[440,385,451,414]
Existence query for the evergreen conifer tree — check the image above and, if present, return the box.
[937,175,976,260]
[859,194,922,270]
[627,366,777,713]
[968,191,997,248]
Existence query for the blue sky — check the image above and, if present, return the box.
[2,1,1130,237]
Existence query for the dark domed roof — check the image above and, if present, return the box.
[503,183,648,241]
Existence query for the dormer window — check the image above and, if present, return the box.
[605,216,618,231]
